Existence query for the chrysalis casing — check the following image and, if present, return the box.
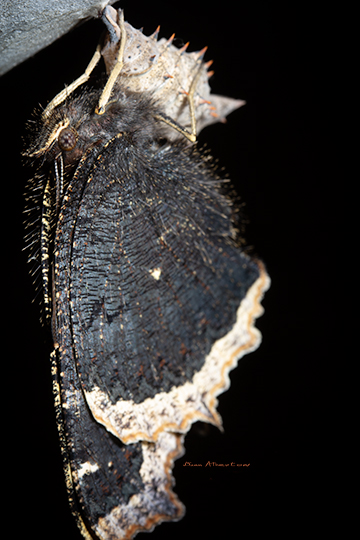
[24,7,269,540]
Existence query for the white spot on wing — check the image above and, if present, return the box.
[149,267,161,280]
[77,460,99,479]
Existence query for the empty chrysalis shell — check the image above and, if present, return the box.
[100,6,244,140]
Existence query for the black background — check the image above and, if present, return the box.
[2,1,327,538]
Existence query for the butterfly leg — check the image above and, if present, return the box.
[153,61,203,143]
[42,44,102,119]
[96,10,126,114]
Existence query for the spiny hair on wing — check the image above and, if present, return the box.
[23,171,53,324]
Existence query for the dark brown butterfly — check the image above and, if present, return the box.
[24,7,269,540]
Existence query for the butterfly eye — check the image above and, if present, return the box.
[58,127,77,151]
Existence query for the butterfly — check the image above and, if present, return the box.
[24,7,269,540]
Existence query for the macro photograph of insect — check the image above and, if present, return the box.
[2,1,327,539]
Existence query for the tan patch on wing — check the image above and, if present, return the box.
[95,432,185,540]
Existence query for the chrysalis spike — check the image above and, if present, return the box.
[179,42,190,54]
[195,46,208,60]
[150,25,161,40]
[166,33,176,46]
[96,10,126,115]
